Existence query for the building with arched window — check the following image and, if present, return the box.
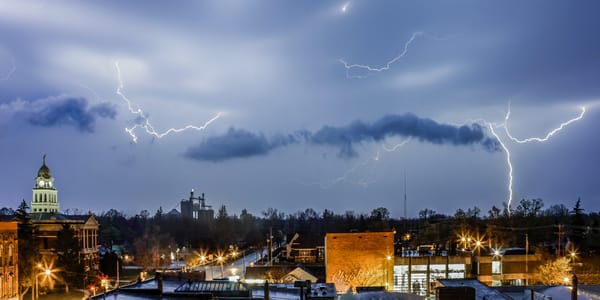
[28,155,100,273]
[0,218,18,300]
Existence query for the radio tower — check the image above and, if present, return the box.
[404,170,407,220]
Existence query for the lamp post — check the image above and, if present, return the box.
[217,256,224,278]
[35,269,51,300]
[385,255,392,290]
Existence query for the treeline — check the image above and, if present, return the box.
[93,197,600,261]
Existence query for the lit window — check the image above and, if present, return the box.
[492,261,502,274]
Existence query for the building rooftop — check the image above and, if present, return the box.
[437,279,510,300]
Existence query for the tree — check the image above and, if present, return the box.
[487,205,501,219]
[370,207,390,221]
[99,252,122,278]
[419,208,436,220]
[55,224,85,291]
[515,198,544,218]
[571,198,586,251]
[0,207,14,215]
[133,225,174,270]
[536,257,572,285]
[14,200,41,300]
[544,204,570,218]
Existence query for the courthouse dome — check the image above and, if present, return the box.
[37,155,52,179]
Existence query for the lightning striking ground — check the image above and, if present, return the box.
[340,31,424,79]
[115,61,221,143]
[486,104,586,214]
[487,122,514,213]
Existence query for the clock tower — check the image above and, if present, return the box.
[31,154,59,213]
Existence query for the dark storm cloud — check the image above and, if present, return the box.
[186,114,500,161]
[26,98,117,133]
[311,114,500,158]
[185,128,301,162]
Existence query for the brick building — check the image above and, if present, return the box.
[325,231,394,293]
[0,218,18,299]
[475,248,542,286]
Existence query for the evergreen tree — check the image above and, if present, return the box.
[55,224,85,290]
[571,198,587,252]
[14,199,41,300]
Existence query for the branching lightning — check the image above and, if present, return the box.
[504,104,586,143]
[487,104,586,214]
[303,138,412,189]
[115,61,221,143]
[381,137,412,153]
[340,31,424,79]
[300,153,379,189]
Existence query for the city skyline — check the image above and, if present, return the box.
[1,1,600,217]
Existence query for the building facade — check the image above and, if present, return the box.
[325,231,394,293]
[476,250,542,286]
[29,156,100,272]
[31,214,99,272]
[393,255,471,297]
[285,233,325,264]
[0,219,18,300]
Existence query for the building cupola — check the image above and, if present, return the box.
[31,154,59,213]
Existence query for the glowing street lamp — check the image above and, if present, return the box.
[384,254,393,290]
[471,232,486,256]
[35,269,52,300]
[457,231,472,250]
[568,249,578,263]
[217,255,225,278]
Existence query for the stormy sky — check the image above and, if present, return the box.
[1,1,599,217]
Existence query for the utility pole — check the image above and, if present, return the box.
[268,227,273,266]
[403,171,408,233]
[404,171,407,220]
[525,233,529,286]
[116,258,120,289]
[557,224,563,257]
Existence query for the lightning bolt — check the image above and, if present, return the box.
[340,31,424,79]
[487,122,514,213]
[485,104,586,215]
[303,138,411,189]
[115,61,221,143]
[300,154,379,189]
[504,104,586,143]
[381,137,412,153]
[0,59,15,81]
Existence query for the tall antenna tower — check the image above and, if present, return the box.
[404,170,407,220]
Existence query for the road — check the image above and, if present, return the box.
[200,249,262,280]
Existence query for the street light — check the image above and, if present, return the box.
[385,255,392,290]
[568,249,578,263]
[217,255,224,278]
[35,269,52,300]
